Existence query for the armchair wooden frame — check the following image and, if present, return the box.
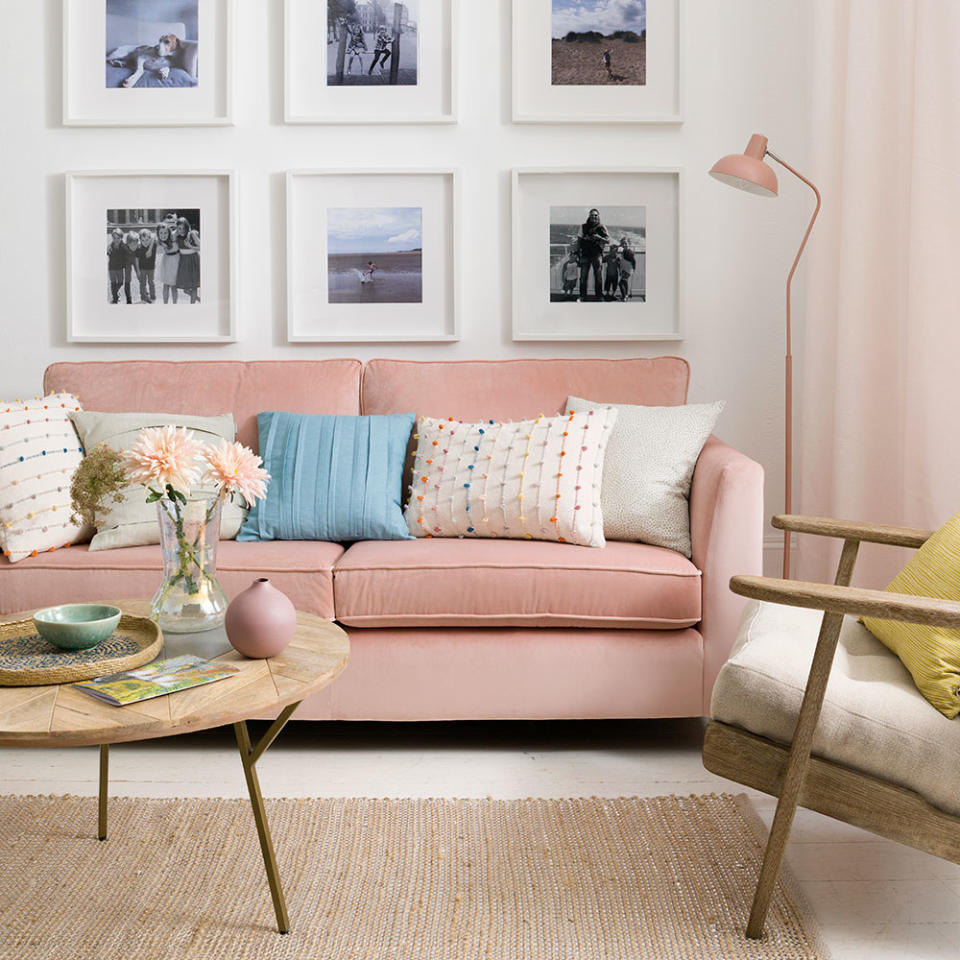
[701,514,960,940]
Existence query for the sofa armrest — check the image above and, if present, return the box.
[690,436,765,713]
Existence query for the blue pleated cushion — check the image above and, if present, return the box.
[237,411,416,543]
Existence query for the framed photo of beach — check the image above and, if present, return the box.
[284,0,457,124]
[512,168,683,341]
[286,169,459,342]
[63,0,234,126]
[66,170,238,342]
[512,0,681,123]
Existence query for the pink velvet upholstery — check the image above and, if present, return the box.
[333,539,701,629]
[690,437,765,713]
[361,357,690,420]
[43,360,363,452]
[284,626,705,721]
[5,357,765,720]
[0,540,344,620]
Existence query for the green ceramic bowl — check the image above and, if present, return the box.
[32,604,122,651]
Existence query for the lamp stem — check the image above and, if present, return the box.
[765,150,822,580]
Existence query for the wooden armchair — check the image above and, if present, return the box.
[702,514,960,939]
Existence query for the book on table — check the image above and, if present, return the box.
[73,655,240,706]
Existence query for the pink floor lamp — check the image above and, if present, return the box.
[710,134,822,580]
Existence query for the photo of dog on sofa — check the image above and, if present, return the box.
[105,0,199,89]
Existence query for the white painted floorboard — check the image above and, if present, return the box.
[2,717,958,958]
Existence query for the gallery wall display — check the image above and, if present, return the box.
[64,0,234,126]
[285,0,457,124]
[513,0,681,123]
[287,169,459,342]
[512,168,683,341]
[66,170,238,342]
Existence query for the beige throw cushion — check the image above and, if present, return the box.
[565,397,724,557]
[69,411,245,552]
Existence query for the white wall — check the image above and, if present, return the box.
[0,0,811,573]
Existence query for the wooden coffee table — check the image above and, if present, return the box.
[0,599,349,934]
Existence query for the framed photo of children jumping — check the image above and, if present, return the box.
[286,169,459,342]
[284,0,457,124]
[66,171,238,342]
[63,0,234,126]
[513,0,681,123]
[512,168,682,341]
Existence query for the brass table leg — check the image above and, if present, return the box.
[98,744,109,841]
[234,701,302,935]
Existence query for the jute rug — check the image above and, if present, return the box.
[0,793,828,960]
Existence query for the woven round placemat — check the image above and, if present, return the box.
[0,792,829,960]
[0,614,161,685]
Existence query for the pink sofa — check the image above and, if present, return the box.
[4,358,763,720]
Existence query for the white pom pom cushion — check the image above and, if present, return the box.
[566,397,724,558]
[0,394,87,563]
[404,408,618,547]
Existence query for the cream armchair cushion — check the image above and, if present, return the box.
[711,599,960,817]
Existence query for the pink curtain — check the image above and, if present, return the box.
[797,0,960,586]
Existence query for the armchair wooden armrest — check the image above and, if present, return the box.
[731,575,960,629]
[772,514,933,548]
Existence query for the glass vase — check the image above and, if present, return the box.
[151,492,228,634]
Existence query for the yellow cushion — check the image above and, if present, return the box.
[862,512,960,718]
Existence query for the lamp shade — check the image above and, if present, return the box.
[710,134,778,197]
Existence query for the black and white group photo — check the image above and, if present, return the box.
[105,0,200,89]
[106,209,201,305]
[550,206,646,303]
[326,0,419,86]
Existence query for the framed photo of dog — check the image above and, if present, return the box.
[66,170,238,342]
[284,0,458,124]
[512,167,683,341]
[63,0,235,126]
[513,0,682,124]
[286,169,459,342]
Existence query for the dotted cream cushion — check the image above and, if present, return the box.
[565,397,724,557]
[862,511,960,718]
[0,394,86,563]
[404,409,618,547]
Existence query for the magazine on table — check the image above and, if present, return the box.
[73,655,240,707]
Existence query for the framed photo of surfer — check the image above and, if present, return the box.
[284,0,458,124]
[286,169,459,342]
[512,167,682,341]
[66,170,238,342]
[64,0,235,126]
[512,0,681,123]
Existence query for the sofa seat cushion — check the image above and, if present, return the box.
[711,600,960,817]
[333,539,701,629]
[0,540,344,620]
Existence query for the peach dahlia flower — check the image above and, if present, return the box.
[202,440,270,507]
[121,425,204,495]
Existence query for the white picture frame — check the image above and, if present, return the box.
[284,0,457,124]
[286,168,459,343]
[64,0,234,127]
[66,170,238,343]
[513,0,682,124]
[512,167,683,342]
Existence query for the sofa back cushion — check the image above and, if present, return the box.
[361,358,690,420]
[44,360,363,452]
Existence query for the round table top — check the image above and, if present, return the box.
[0,600,350,749]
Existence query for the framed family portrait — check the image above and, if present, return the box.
[63,0,234,126]
[513,0,681,123]
[286,169,459,342]
[66,170,238,342]
[284,0,457,124]
[512,168,682,341]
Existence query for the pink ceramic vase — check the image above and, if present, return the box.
[225,578,297,659]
